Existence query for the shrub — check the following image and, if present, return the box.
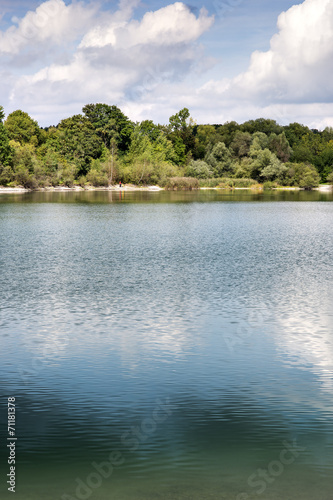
[164,177,199,190]
[263,181,278,190]
[0,165,15,185]
[282,162,320,189]
[185,160,213,179]
[86,169,109,187]
[14,165,37,189]
[199,177,258,188]
[325,171,333,183]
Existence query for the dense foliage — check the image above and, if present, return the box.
[0,104,332,189]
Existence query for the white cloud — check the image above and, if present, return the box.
[0,0,98,55]
[2,0,333,129]
[80,2,213,49]
[175,0,333,129]
[229,0,333,104]
[6,1,214,125]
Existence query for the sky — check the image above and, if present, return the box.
[0,0,333,128]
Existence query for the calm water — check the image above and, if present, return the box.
[0,190,333,500]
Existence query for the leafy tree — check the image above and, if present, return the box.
[313,141,333,181]
[232,157,253,179]
[169,108,191,131]
[283,122,311,148]
[268,132,292,162]
[0,106,14,184]
[215,121,240,147]
[82,103,134,153]
[86,158,110,187]
[205,142,233,177]
[252,132,269,150]
[260,156,287,181]
[168,108,196,163]
[192,124,218,159]
[249,137,284,181]
[196,125,217,146]
[185,160,213,179]
[138,120,163,142]
[281,162,320,188]
[4,110,40,145]
[123,125,179,184]
[241,118,282,136]
[55,115,103,175]
[230,131,252,158]
[292,132,323,164]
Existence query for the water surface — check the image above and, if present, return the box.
[0,191,332,499]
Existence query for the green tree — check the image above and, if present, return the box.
[291,132,323,164]
[168,108,196,163]
[205,142,233,177]
[241,118,282,136]
[4,110,40,145]
[55,115,103,175]
[123,126,178,184]
[252,132,269,149]
[283,122,311,148]
[249,137,284,181]
[169,108,191,131]
[215,121,240,147]
[313,140,333,181]
[268,132,292,162]
[82,103,134,153]
[138,120,163,142]
[282,162,320,188]
[185,160,213,179]
[0,106,14,184]
[230,131,252,158]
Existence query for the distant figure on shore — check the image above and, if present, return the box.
[119,181,122,188]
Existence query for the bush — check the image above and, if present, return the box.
[86,169,109,187]
[75,176,87,187]
[164,177,199,190]
[185,160,213,179]
[326,171,333,183]
[0,165,15,185]
[14,165,37,189]
[281,162,320,189]
[263,181,278,190]
[198,178,222,187]
[199,177,258,188]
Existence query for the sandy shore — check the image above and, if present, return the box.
[317,184,333,191]
[0,184,332,193]
[0,185,163,193]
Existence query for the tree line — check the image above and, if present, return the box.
[1,104,332,189]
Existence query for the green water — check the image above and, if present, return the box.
[0,191,332,499]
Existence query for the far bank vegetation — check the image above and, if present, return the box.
[1,104,332,190]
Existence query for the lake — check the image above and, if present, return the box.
[0,190,333,500]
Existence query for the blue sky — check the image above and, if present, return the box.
[1,0,332,128]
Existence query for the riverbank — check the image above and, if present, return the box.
[0,184,332,194]
[0,185,163,193]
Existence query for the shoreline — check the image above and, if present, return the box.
[0,184,332,194]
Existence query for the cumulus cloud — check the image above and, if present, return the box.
[2,0,333,129]
[5,1,214,125]
[0,0,98,55]
[178,0,333,129]
[228,0,333,104]
[79,2,213,49]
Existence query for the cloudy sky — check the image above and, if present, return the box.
[0,0,332,128]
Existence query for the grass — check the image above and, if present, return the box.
[199,177,260,189]
[164,177,200,190]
